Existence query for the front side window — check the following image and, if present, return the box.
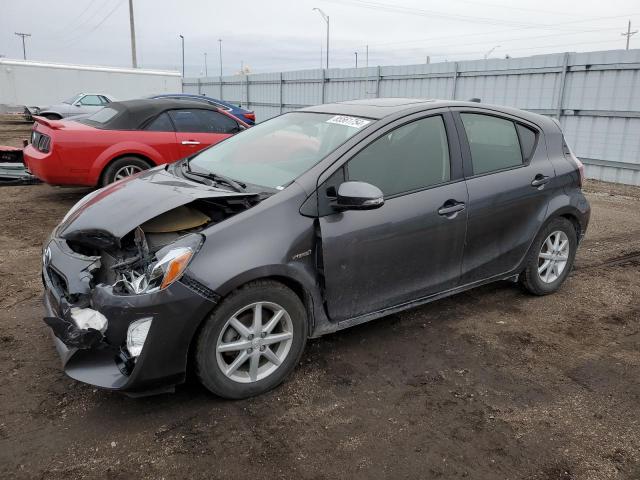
[347,115,451,197]
[189,112,371,188]
[79,95,103,106]
[461,113,523,175]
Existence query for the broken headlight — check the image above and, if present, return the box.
[117,234,203,295]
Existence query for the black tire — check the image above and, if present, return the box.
[101,156,151,186]
[195,280,308,399]
[520,217,577,296]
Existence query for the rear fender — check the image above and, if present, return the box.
[89,143,164,184]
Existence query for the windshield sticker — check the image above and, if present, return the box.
[326,115,371,129]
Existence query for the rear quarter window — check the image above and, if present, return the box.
[516,124,537,161]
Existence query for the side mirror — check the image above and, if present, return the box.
[334,181,384,211]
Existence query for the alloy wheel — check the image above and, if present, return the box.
[216,302,294,383]
[537,230,570,283]
[113,165,143,181]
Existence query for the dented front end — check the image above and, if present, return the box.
[42,168,262,395]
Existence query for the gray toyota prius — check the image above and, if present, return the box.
[42,98,590,399]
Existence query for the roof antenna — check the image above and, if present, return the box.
[469,97,481,103]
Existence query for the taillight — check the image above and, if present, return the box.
[243,112,255,121]
[562,137,584,188]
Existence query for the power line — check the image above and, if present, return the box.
[323,0,579,30]
[58,0,126,49]
[348,12,640,51]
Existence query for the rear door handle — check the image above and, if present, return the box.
[438,201,466,216]
[181,140,201,145]
[531,174,550,187]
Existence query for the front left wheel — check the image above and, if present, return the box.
[195,280,308,399]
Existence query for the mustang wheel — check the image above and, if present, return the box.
[102,157,151,186]
[520,217,577,295]
[196,280,308,399]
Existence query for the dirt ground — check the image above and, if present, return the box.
[0,170,639,478]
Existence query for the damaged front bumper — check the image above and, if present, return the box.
[43,237,218,396]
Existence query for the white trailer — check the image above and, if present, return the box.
[0,59,182,109]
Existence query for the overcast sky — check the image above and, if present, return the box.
[1,0,639,76]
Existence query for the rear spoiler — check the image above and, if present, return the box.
[33,116,66,130]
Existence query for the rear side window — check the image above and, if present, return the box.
[347,115,450,197]
[461,113,523,175]
[169,109,239,134]
[145,112,174,132]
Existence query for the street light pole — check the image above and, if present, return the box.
[179,35,184,77]
[204,52,208,77]
[313,8,329,69]
[354,51,358,68]
[484,45,500,59]
[218,38,223,77]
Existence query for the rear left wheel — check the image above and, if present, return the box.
[520,217,577,295]
[195,280,308,399]
[101,156,151,186]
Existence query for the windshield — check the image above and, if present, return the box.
[189,112,372,188]
[62,94,82,105]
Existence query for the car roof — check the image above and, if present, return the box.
[152,94,245,111]
[79,98,222,130]
[300,98,549,125]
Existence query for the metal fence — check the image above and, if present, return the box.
[184,49,640,186]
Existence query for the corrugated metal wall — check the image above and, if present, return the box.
[0,59,182,107]
[184,49,640,186]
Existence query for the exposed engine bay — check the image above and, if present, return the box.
[61,195,261,298]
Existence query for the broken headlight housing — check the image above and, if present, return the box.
[117,234,204,295]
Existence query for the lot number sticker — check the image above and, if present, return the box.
[326,115,371,129]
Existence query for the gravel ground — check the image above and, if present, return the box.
[0,170,639,479]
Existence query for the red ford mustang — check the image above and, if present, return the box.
[24,99,249,186]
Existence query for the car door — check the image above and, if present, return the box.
[452,109,556,284]
[318,111,468,322]
[169,109,240,157]
[136,111,180,162]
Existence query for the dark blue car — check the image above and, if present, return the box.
[151,93,256,125]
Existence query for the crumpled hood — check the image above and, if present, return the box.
[57,167,257,245]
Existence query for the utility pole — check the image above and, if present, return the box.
[179,35,184,77]
[218,38,223,77]
[128,0,137,67]
[313,8,329,69]
[204,52,208,77]
[366,45,369,69]
[354,51,358,68]
[621,20,638,50]
[14,33,31,60]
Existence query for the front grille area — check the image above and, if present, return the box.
[180,275,220,302]
[31,131,51,153]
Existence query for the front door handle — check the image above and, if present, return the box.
[181,140,201,145]
[438,201,466,216]
[531,174,550,187]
